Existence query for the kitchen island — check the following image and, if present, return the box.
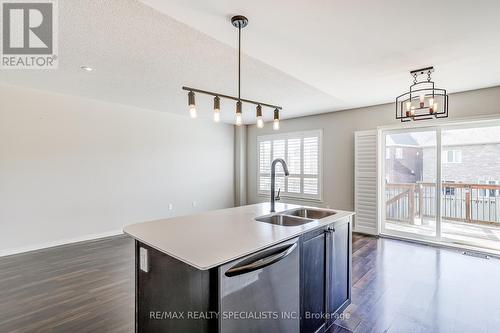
[124,203,355,333]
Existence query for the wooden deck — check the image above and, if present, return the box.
[385,182,500,250]
[386,182,500,226]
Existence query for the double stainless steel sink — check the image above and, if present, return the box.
[255,207,337,226]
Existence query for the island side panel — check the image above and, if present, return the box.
[135,241,218,333]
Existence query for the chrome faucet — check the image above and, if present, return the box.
[270,158,290,212]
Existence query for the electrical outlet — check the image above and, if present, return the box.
[192,201,197,207]
[168,203,173,211]
[139,247,148,273]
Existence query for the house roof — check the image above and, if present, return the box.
[386,125,500,147]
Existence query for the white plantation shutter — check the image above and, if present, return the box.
[258,130,322,200]
[258,141,271,192]
[303,137,319,175]
[287,138,301,193]
[354,130,378,235]
[273,139,286,190]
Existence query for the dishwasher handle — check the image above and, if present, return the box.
[225,242,297,277]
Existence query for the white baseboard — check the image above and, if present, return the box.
[0,229,124,257]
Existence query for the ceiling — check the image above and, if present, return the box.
[1,0,500,124]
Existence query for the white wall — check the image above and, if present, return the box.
[234,126,247,206]
[246,86,500,211]
[0,84,235,255]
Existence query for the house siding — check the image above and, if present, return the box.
[423,143,500,183]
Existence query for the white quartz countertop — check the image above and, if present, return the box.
[123,203,355,270]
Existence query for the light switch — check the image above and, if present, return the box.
[139,247,148,273]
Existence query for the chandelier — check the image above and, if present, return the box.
[396,67,448,122]
[182,15,282,130]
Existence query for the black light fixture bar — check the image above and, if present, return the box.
[182,86,282,110]
[182,15,282,127]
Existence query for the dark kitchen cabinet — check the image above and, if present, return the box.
[134,216,351,333]
[135,242,218,333]
[300,229,326,333]
[325,218,351,327]
[300,217,352,333]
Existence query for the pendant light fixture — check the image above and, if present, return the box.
[235,101,243,126]
[256,105,264,128]
[395,66,448,122]
[213,96,221,122]
[188,91,197,118]
[182,15,282,129]
[273,108,280,130]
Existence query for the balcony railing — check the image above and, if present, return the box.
[386,182,500,226]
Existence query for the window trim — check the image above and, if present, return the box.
[257,129,323,202]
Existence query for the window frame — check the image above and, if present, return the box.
[442,149,462,163]
[257,129,323,201]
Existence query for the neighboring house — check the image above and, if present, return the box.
[423,143,500,186]
[385,128,500,223]
[385,146,423,183]
[385,134,423,183]
[386,127,500,186]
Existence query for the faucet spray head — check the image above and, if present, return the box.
[283,162,290,176]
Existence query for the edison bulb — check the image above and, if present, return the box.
[273,119,280,130]
[213,110,220,122]
[235,113,242,126]
[189,106,197,119]
[257,116,264,128]
[405,101,412,111]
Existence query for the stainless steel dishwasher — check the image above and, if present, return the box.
[218,237,300,333]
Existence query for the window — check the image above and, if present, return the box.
[442,150,462,163]
[489,180,498,198]
[395,147,403,159]
[479,180,499,197]
[258,130,322,200]
[443,180,456,196]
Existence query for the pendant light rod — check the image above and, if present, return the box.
[182,86,282,110]
[238,25,241,101]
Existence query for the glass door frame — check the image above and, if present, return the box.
[379,126,443,243]
[378,117,500,252]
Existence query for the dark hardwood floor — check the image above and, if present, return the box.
[330,234,500,333]
[0,236,134,333]
[1,233,499,332]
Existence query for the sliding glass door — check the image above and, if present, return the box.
[382,128,438,241]
[381,121,500,252]
[439,124,500,251]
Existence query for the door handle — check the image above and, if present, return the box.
[225,242,297,277]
